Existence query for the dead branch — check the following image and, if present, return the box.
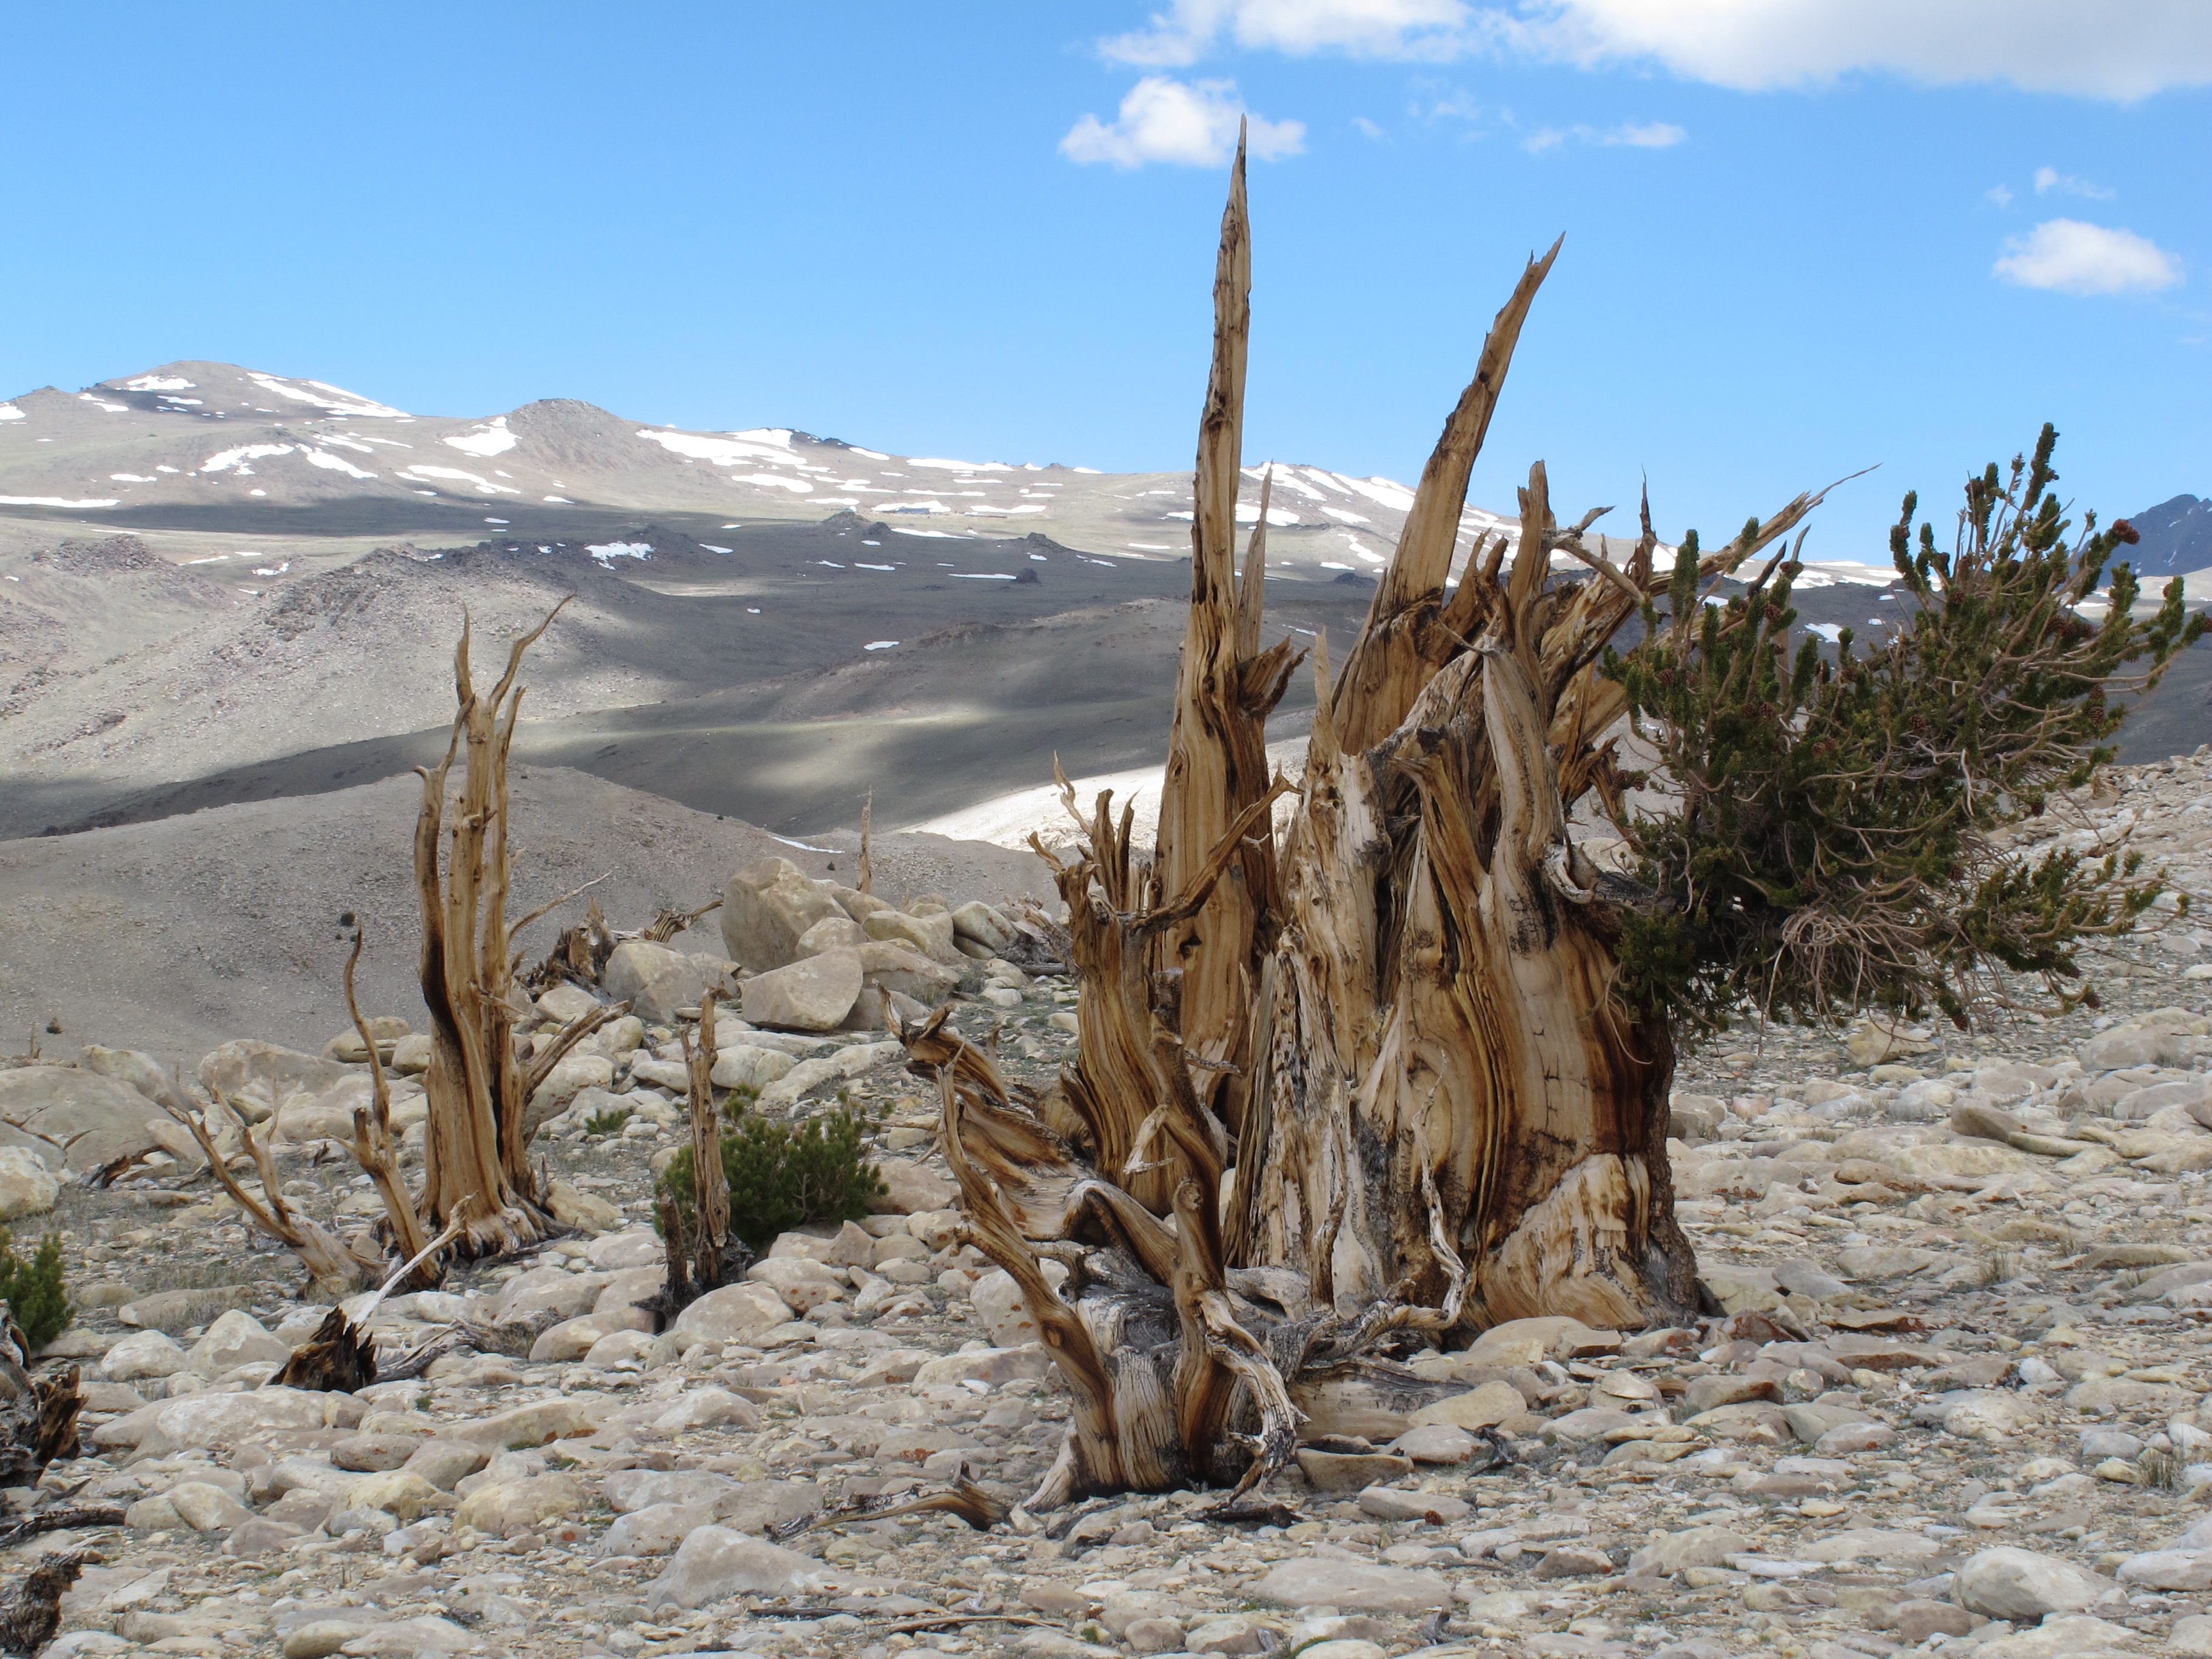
[769,1474,1008,1540]
[163,1088,381,1295]
[640,896,722,945]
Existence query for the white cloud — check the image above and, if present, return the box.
[1062,76,1306,168]
[1101,1,2212,101]
[1104,0,1475,66]
[1524,119,1686,152]
[1993,218,2182,295]
[1510,1,2212,99]
[1353,114,1387,138]
[1609,120,1686,146]
[2033,165,2113,199]
[1986,184,2015,208]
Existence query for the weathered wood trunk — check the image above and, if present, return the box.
[903,136,1830,1510]
[414,603,624,1257]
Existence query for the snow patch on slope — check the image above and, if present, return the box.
[443,416,516,458]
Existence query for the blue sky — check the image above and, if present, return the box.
[2,3,2206,554]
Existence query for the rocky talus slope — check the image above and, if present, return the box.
[13,760,2212,1659]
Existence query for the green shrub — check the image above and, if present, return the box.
[658,1102,888,1250]
[1607,425,2204,1032]
[0,1231,72,1351]
[582,1106,632,1137]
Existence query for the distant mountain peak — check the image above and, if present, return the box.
[2122,493,2212,579]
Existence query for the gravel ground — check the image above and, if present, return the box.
[15,755,2212,1659]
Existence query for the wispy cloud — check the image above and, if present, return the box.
[1061,76,1305,169]
[2034,166,2114,199]
[1095,0,2212,100]
[1994,218,2182,295]
[1352,115,1387,139]
[1985,184,2016,208]
[1524,119,1686,153]
[1104,0,1478,67]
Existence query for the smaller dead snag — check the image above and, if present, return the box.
[0,1315,80,1486]
[269,1208,475,1392]
[0,1549,94,1657]
[640,993,755,1330]
[272,1307,377,1394]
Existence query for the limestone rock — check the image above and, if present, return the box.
[669,1282,792,1345]
[854,940,962,1003]
[599,1501,714,1557]
[545,1179,620,1234]
[868,1156,955,1215]
[722,857,843,972]
[796,915,867,956]
[167,1481,253,1532]
[740,949,863,1032]
[1627,1526,1752,1576]
[1844,1016,1935,1067]
[2116,1547,2212,1590]
[645,1524,837,1609]
[950,900,1016,952]
[101,1330,188,1381]
[1247,1555,1450,1612]
[1295,1450,1411,1492]
[117,1284,256,1333]
[0,1146,58,1220]
[711,1045,797,1091]
[863,908,958,962]
[0,1067,177,1173]
[454,1473,585,1535]
[535,984,598,1025]
[1356,1485,1470,1523]
[187,1311,289,1378]
[76,1045,173,1104]
[1953,1546,2109,1620]
[1410,1380,1525,1432]
[605,940,735,1025]
[100,1387,338,1458]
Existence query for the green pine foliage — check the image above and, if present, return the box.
[581,1106,632,1137]
[658,1094,888,1250]
[0,1230,72,1351]
[1606,426,2203,1033]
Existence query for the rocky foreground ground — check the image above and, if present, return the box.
[13,755,2212,1659]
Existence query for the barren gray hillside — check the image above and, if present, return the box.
[6,354,2210,855]
[0,764,1053,1065]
